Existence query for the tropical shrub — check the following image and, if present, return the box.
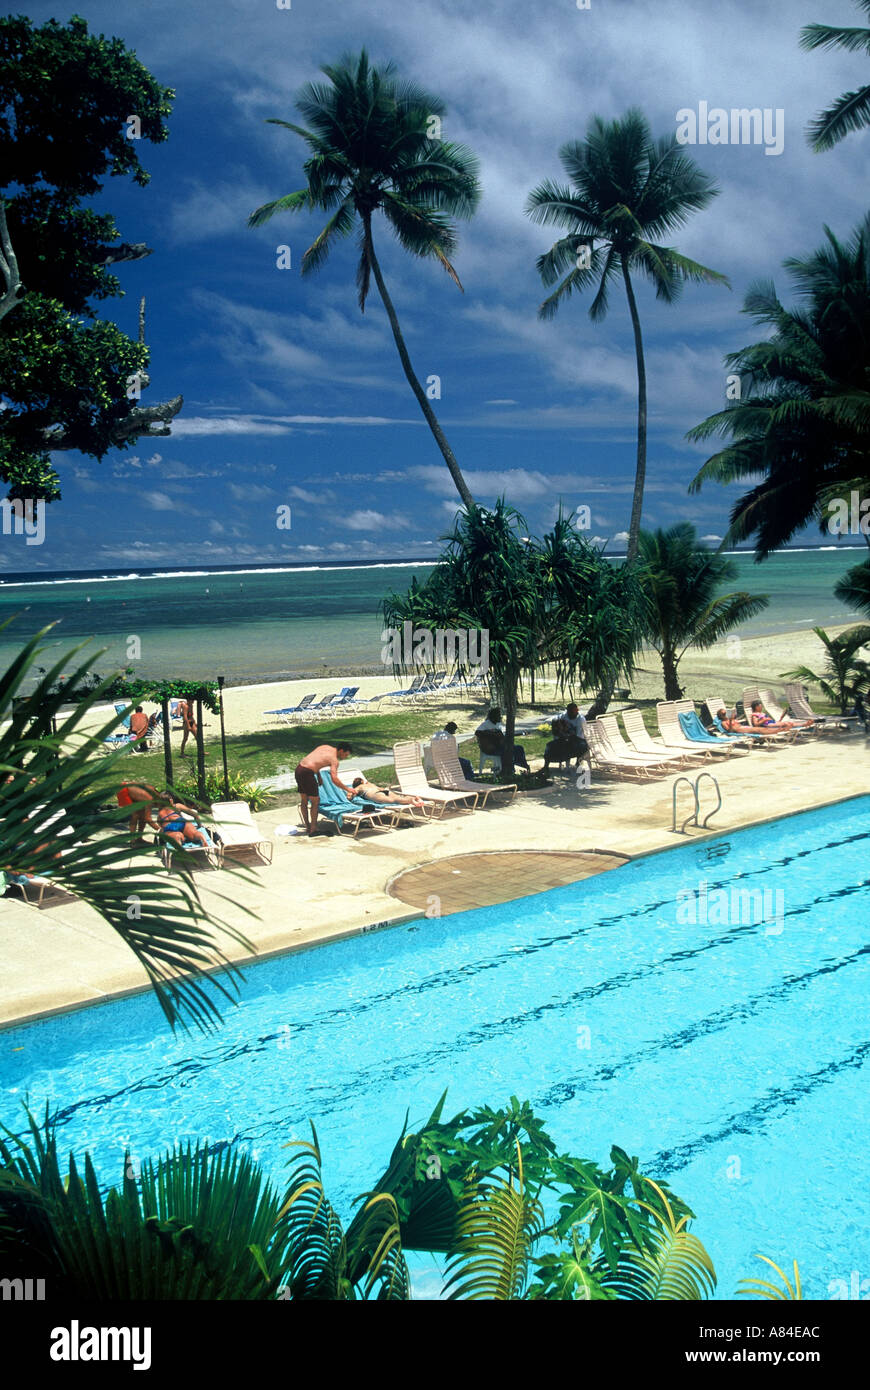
[172,764,271,812]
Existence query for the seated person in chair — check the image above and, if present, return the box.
[475,709,530,772]
[543,704,589,773]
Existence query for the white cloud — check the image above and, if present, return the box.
[228,482,274,502]
[343,509,412,532]
[145,492,176,512]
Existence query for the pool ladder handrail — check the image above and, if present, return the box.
[671,770,722,834]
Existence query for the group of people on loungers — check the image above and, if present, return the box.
[717,702,813,736]
[117,781,210,848]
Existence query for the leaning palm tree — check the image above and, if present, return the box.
[801,0,870,151]
[248,50,481,508]
[637,523,769,701]
[688,216,870,557]
[526,109,728,565]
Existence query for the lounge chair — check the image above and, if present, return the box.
[620,708,704,766]
[210,801,273,864]
[585,720,662,779]
[674,704,750,755]
[656,703,731,758]
[306,692,341,719]
[342,768,433,820]
[703,696,781,746]
[431,736,515,807]
[392,740,478,813]
[329,686,361,709]
[741,686,808,736]
[265,693,316,724]
[310,769,408,836]
[784,682,856,731]
[599,714,687,771]
[160,822,220,872]
[4,871,77,908]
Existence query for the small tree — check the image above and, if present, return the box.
[637,523,769,701]
[783,624,870,714]
[384,502,643,769]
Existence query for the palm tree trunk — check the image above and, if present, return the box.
[364,222,475,511]
[662,647,683,701]
[588,265,647,719]
[622,264,647,565]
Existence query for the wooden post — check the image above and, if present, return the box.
[195,694,206,802]
[161,696,173,789]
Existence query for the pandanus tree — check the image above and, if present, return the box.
[636,523,769,701]
[687,217,870,595]
[248,50,480,508]
[526,109,728,566]
[384,501,644,767]
[801,0,870,150]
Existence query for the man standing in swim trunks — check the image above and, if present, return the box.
[294,743,353,836]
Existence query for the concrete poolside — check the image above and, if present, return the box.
[0,732,867,1029]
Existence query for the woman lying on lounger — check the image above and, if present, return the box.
[748,700,812,731]
[156,798,210,849]
[348,776,429,808]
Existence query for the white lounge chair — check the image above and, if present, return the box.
[599,714,686,771]
[431,736,515,807]
[585,720,661,779]
[784,682,856,731]
[656,703,730,758]
[211,801,273,864]
[392,740,478,813]
[620,708,704,766]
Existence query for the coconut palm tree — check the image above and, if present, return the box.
[801,0,870,150]
[688,216,870,557]
[782,624,870,714]
[526,109,728,565]
[0,621,253,1031]
[637,523,769,701]
[248,50,480,508]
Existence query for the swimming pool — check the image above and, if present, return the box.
[2,795,868,1299]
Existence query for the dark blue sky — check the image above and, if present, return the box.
[5,0,869,572]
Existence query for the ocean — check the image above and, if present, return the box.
[0,548,866,686]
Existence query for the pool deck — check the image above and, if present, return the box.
[1,734,867,1029]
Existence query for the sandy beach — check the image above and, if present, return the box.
[169,622,858,738]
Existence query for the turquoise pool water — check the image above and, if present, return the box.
[2,796,868,1299]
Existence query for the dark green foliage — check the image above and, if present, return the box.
[0,14,174,498]
[689,216,870,557]
[637,523,769,699]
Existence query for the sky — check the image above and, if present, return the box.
[4,0,870,573]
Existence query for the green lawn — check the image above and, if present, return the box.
[88,710,490,804]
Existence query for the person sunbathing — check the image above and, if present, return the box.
[748,700,812,731]
[156,799,210,849]
[717,708,783,738]
[349,776,427,808]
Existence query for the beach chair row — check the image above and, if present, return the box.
[307,736,515,837]
[584,699,800,780]
[265,671,489,723]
